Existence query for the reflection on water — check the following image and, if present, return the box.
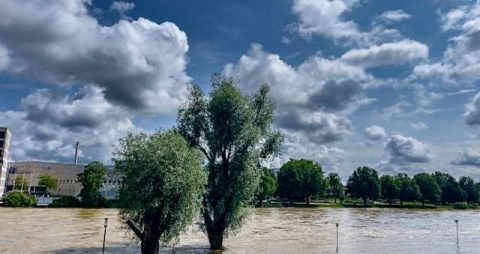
[0,207,478,253]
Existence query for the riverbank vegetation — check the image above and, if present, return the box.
[257,160,480,210]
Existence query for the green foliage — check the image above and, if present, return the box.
[50,196,81,207]
[396,173,421,205]
[256,168,277,206]
[432,172,467,204]
[177,75,282,250]
[380,175,399,204]
[3,192,36,207]
[346,166,380,206]
[77,161,106,207]
[452,202,468,209]
[38,174,57,193]
[414,173,442,204]
[12,176,29,191]
[459,176,480,204]
[115,130,206,252]
[277,159,327,205]
[327,173,344,203]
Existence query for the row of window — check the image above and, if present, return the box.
[56,178,121,185]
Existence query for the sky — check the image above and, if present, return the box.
[1,0,480,180]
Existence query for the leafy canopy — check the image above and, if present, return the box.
[115,130,206,246]
[177,75,282,249]
[38,174,57,192]
[77,161,106,207]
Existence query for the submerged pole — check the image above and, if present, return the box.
[336,222,339,253]
[455,219,459,248]
[102,218,108,254]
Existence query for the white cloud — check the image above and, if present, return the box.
[0,0,190,113]
[410,122,429,130]
[340,40,428,68]
[111,1,135,14]
[464,92,480,125]
[292,0,361,40]
[452,148,480,167]
[365,125,387,141]
[377,10,411,23]
[385,134,432,165]
[0,85,137,163]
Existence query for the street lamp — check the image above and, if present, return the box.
[102,218,108,254]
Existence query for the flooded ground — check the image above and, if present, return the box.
[0,207,478,253]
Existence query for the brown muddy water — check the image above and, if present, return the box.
[0,207,479,253]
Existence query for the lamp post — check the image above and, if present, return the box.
[455,219,459,248]
[336,223,339,253]
[102,218,108,254]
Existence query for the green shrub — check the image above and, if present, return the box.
[452,202,468,209]
[50,196,81,207]
[3,192,36,207]
[468,203,478,209]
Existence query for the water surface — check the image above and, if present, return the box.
[0,207,478,253]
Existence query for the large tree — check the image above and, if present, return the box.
[459,176,479,204]
[327,173,344,203]
[432,172,467,204]
[346,166,380,207]
[396,173,421,206]
[256,168,277,206]
[38,174,57,194]
[277,159,328,205]
[414,173,441,205]
[380,175,399,205]
[77,161,106,207]
[177,75,282,250]
[115,131,206,254]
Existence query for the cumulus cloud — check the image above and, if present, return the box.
[0,0,190,113]
[340,40,428,68]
[365,125,387,141]
[464,92,480,125]
[413,1,480,85]
[385,134,431,165]
[452,148,480,167]
[377,10,411,23]
[224,44,371,146]
[111,1,135,14]
[292,0,361,40]
[0,85,136,163]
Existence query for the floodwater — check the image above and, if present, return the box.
[0,207,479,253]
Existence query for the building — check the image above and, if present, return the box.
[0,127,11,198]
[6,161,121,200]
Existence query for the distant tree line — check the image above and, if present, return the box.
[259,159,480,207]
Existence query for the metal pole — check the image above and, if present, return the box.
[102,218,108,254]
[336,223,339,253]
[455,219,459,248]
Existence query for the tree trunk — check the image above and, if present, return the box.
[141,211,161,254]
[306,195,311,205]
[258,198,263,207]
[400,200,404,207]
[422,200,425,206]
[334,197,337,203]
[363,198,367,207]
[207,229,224,251]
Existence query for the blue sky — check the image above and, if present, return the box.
[1,0,480,180]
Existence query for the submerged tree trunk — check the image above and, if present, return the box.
[141,211,161,254]
[334,197,337,203]
[306,195,311,205]
[363,197,367,207]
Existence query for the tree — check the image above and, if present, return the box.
[13,175,29,192]
[414,173,441,205]
[277,159,327,205]
[177,75,282,251]
[77,161,106,207]
[3,192,36,207]
[380,175,399,205]
[38,174,57,194]
[432,172,467,204]
[459,176,479,204]
[115,131,206,254]
[346,166,380,207]
[327,173,344,203]
[256,168,277,206]
[396,174,421,206]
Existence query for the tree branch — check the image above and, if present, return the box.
[127,220,144,240]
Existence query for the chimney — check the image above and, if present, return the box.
[74,142,79,165]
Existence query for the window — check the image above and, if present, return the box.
[0,131,5,139]
[0,140,3,148]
